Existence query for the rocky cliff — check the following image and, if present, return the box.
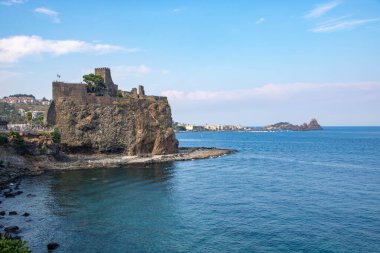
[262,119,322,131]
[0,132,59,185]
[49,98,178,155]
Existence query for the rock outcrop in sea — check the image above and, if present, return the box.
[262,118,322,131]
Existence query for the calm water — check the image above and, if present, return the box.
[1,127,380,252]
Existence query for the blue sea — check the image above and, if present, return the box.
[1,127,380,252]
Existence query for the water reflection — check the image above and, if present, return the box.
[11,162,188,252]
[47,163,177,213]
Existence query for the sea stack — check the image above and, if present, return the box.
[262,119,323,131]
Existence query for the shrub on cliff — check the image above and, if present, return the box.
[0,133,8,145]
[0,237,32,253]
[8,131,25,154]
[50,128,61,143]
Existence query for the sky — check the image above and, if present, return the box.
[0,0,380,126]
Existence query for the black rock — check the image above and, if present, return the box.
[22,212,30,217]
[0,211,5,216]
[47,242,60,250]
[4,226,19,233]
[15,190,23,195]
[9,211,18,215]
[26,194,36,198]
[4,191,15,198]
[0,224,3,228]
[3,190,22,198]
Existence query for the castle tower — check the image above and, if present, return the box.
[95,67,118,96]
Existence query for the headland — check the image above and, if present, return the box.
[0,67,234,186]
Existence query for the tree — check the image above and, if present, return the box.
[36,114,44,126]
[26,112,32,122]
[83,74,106,93]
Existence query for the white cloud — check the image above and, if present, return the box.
[172,8,185,13]
[305,0,341,18]
[112,65,151,77]
[163,82,380,125]
[162,82,380,102]
[255,18,265,24]
[1,0,27,6]
[0,35,139,63]
[311,17,380,32]
[34,7,60,23]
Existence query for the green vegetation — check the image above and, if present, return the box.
[162,98,169,105]
[35,114,44,127]
[0,133,8,145]
[0,236,32,253]
[0,102,25,124]
[173,122,186,131]
[83,74,106,94]
[26,112,32,123]
[8,131,25,154]
[50,128,61,143]
[8,94,35,98]
[36,114,44,122]
[117,89,123,98]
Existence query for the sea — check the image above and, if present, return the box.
[1,127,379,252]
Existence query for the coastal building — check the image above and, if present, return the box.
[0,95,36,104]
[205,124,223,131]
[18,108,26,117]
[38,97,51,105]
[31,111,44,119]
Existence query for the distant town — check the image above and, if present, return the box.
[174,122,252,132]
[0,94,52,132]
[174,119,322,132]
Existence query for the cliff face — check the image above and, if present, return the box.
[50,98,178,155]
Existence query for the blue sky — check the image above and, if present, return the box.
[1,0,380,125]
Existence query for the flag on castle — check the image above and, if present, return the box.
[57,74,61,79]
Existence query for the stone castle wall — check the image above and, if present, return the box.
[51,82,167,105]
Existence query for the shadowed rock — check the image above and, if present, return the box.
[47,242,59,250]
[4,226,19,233]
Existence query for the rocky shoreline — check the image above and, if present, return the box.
[0,147,235,187]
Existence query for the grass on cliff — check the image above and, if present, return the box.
[50,128,61,143]
[0,237,32,253]
[0,133,7,145]
[8,131,26,154]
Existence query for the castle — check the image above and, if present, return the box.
[47,67,178,155]
[51,67,164,103]
[47,67,167,125]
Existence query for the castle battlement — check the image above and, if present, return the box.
[51,68,167,104]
